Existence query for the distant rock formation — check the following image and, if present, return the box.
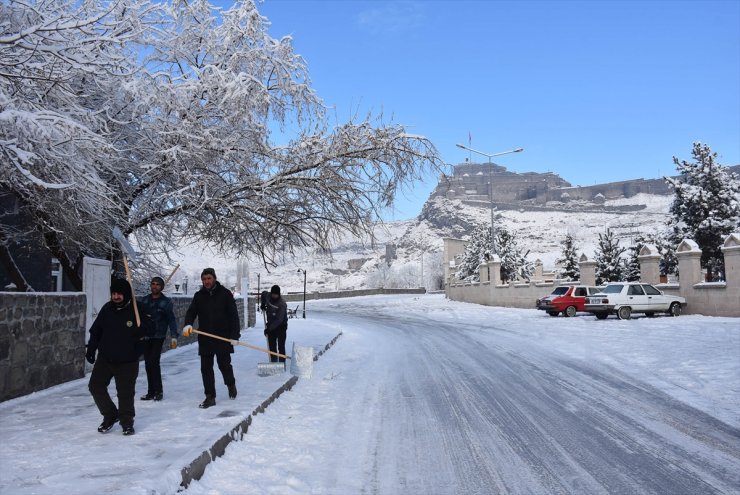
[430,163,740,208]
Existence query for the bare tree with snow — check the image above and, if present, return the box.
[1,0,441,289]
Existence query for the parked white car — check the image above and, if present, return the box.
[584,282,687,320]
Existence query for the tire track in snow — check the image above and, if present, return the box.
[320,304,740,494]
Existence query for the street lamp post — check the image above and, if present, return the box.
[297,269,307,318]
[455,144,523,256]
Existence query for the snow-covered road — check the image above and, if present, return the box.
[184,294,740,495]
[2,294,738,494]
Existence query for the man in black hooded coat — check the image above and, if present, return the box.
[184,268,240,408]
[86,278,148,435]
[264,285,288,363]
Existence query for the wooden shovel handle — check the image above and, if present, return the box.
[164,264,180,285]
[121,255,141,327]
[191,328,290,360]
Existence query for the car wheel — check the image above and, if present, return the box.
[617,306,632,320]
[564,305,577,317]
[668,302,682,317]
[548,311,559,317]
[594,312,608,320]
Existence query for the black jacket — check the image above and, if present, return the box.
[265,296,288,334]
[184,281,240,355]
[87,300,148,363]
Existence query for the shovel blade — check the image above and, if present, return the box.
[257,362,285,377]
[289,342,314,378]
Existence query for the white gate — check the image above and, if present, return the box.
[83,256,112,334]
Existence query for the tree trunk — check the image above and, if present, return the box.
[42,230,83,290]
[0,238,33,292]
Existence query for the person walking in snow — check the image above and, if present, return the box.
[86,278,148,436]
[183,268,240,408]
[138,276,179,401]
[264,285,288,363]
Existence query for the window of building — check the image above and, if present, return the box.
[51,258,62,292]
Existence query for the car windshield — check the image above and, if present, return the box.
[602,284,624,294]
[550,287,569,296]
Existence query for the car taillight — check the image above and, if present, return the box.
[602,298,609,304]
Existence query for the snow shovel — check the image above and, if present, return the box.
[182,327,313,377]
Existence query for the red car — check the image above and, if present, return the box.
[536,285,600,317]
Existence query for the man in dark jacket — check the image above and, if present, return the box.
[86,278,147,436]
[183,268,240,408]
[265,285,288,363]
[138,276,178,401]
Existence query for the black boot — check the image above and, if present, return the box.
[122,424,135,436]
[152,392,163,401]
[140,393,155,401]
[228,384,237,399]
[199,396,216,409]
[97,415,118,433]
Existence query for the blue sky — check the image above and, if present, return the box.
[254,0,740,220]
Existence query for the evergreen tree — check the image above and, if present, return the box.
[625,236,646,282]
[638,231,678,276]
[594,229,626,285]
[656,236,678,276]
[455,225,492,282]
[555,233,580,280]
[665,142,740,276]
[495,225,534,282]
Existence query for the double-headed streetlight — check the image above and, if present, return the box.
[455,144,524,256]
[297,268,307,318]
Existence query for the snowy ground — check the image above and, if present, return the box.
[185,294,739,495]
[0,321,341,495]
[2,294,738,494]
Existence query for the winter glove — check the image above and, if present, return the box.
[182,324,193,337]
[85,346,96,365]
[170,338,178,350]
[263,327,268,336]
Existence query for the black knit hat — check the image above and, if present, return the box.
[201,267,217,279]
[151,276,165,287]
[271,284,281,295]
[110,278,132,302]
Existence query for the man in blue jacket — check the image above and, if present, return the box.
[183,268,240,408]
[139,276,178,401]
[86,278,147,436]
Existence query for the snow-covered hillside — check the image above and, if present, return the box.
[158,193,673,295]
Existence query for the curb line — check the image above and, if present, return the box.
[179,331,343,490]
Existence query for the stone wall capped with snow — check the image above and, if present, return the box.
[0,292,86,402]
[0,293,254,403]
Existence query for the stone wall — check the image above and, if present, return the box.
[638,235,740,317]
[445,233,740,317]
[1,293,255,402]
[281,287,426,305]
[0,292,87,402]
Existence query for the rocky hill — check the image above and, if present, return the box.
[172,163,739,294]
